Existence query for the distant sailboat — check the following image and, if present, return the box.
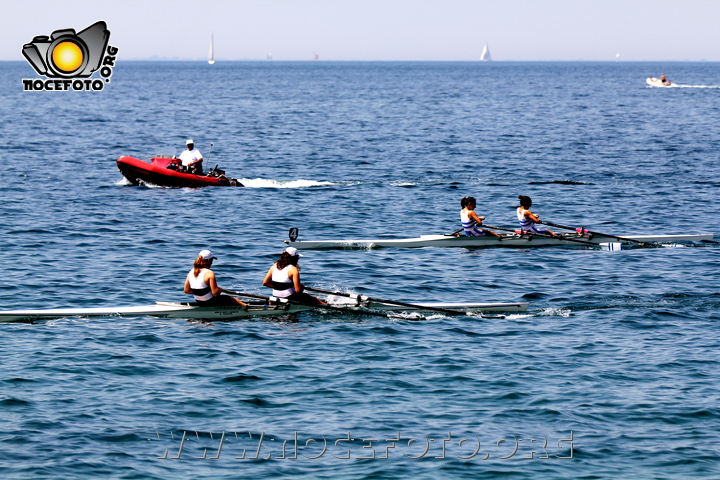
[480,44,492,61]
[208,35,215,64]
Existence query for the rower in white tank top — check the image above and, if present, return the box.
[263,247,324,306]
[183,249,247,306]
[270,264,296,297]
[459,197,500,237]
[188,268,213,301]
[516,195,557,236]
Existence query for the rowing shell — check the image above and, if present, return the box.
[0,300,529,323]
[285,233,714,250]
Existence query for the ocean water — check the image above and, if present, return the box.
[1,61,719,479]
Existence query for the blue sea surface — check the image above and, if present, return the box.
[1,61,719,479]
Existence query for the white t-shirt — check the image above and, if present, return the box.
[179,148,203,166]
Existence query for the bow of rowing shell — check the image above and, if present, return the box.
[0,299,529,323]
[285,233,714,250]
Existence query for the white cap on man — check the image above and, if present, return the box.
[284,246,303,257]
[198,249,216,260]
[186,139,194,145]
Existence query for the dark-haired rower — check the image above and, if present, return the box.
[516,195,557,236]
[460,197,500,237]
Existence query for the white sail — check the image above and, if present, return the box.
[480,44,491,61]
[208,34,215,64]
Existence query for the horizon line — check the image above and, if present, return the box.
[2,58,718,63]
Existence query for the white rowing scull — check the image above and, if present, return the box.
[285,232,714,250]
[0,298,529,323]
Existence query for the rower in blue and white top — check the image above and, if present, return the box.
[178,139,203,174]
[184,249,246,306]
[262,247,324,305]
[516,195,557,236]
[460,197,500,237]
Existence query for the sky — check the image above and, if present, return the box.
[3,0,720,62]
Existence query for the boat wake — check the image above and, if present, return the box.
[239,178,335,188]
[649,84,720,89]
[116,177,134,186]
[115,177,193,189]
[537,307,572,317]
[503,313,537,321]
[557,292,720,317]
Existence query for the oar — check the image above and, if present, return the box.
[539,221,656,247]
[222,290,273,302]
[222,289,413,319]
[481,224,599,247]
[304,286,488,317]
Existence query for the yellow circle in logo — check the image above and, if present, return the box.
[51,41,84,73]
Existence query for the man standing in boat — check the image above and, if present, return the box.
[178,139,203,174]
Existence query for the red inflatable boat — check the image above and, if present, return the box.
[117,156,244,188]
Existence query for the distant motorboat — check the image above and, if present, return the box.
[647,77,673,87]
[117,156,243,188]
[208,34,215,64]
[480,44,492,61]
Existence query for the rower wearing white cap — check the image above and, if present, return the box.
[178,139,203,174]
[184,249,246,306]
[262,247,324,305]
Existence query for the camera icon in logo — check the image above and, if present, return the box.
[22,21,109,78]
